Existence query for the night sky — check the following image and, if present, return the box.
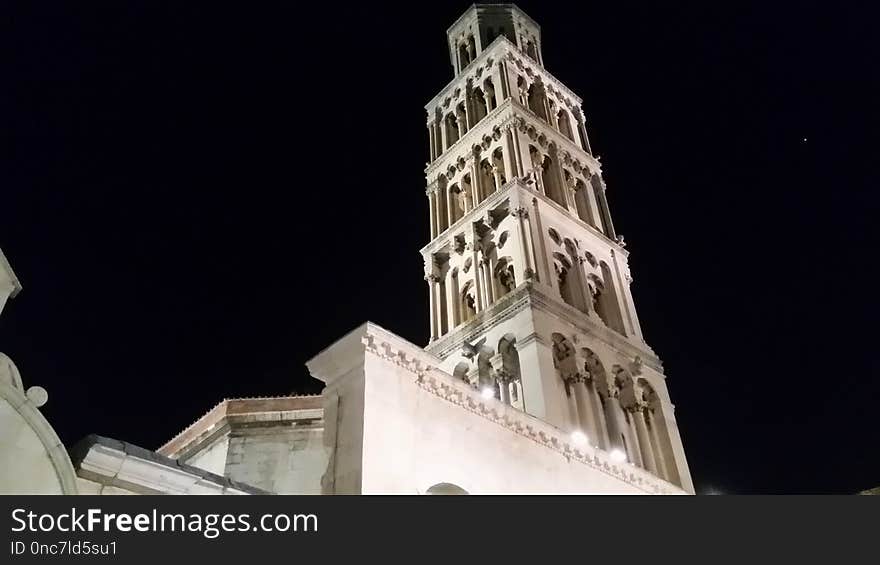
[4,2,878,494]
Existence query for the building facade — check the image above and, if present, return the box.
[0,4,693,495]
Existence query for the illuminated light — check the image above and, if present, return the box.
[570,430,588,446]
[480,386,495,400]
[609,448,627,463]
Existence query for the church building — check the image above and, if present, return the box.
[0,4,693,495]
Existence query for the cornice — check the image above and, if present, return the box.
[360,327,682,495]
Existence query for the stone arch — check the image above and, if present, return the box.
[449,267,461,328]
[426,482,469,495]
[436,175,450,233]
[576,347,610,448]
[0,371,78,494]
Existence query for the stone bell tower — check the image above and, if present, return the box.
[421,4,693,491]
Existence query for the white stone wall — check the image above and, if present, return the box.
[185,436,229,476]
[308,323,684,495]
[223,427,327,494]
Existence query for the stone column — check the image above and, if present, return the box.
[595,179,616,239]
[440,116,449,153]
[466,159,477,205]
[511,120,526,174]
[445,270,459,330]
[565,109,580,147]
[464,86,473,130]
[457,111,466,138]
[577,109,593,154]
[586,378,609,449]
[432,275,445,337]
[563,173,578,215]
[646,410,670,481]
[617,258,644,340]
[470,237,484,312]
[610,249,637,338]
[426,275,438,341]
[571,378,594,439]
[634,408,658,474]
[428,190,437,238]
[447,187,456,228]
[512,206,533,284]
[529,197,552,289]
[602,393,626,454]
[502,127,518,179]
[584,174,605,230]
[492,164,502,192]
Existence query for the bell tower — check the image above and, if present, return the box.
[421,4,693,491]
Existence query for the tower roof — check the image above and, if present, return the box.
[447,4,541,35]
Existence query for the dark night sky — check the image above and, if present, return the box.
[3,2,878,494]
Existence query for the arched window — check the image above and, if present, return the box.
[557,109,574,140]
[483,78,497,111]
[445,113,460,146]
[596,262,626,335]
[449,183,464,224]
[472,88,488,124]
[554,253,584,313]
[574,179,595,226]
[479,159,494,201]
[525,40,538,62]
[527,81,548,121]
[460,281,477,323]
[491,148,506,189]
[542,146,567,209]
[455,102,468,133]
